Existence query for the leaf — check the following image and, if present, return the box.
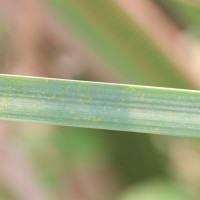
[50,0,192,88]
[158,0,200,35]
[0,74,200,138]
[119,179,189,200]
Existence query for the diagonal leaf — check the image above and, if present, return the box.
[158,0,200,35]
[50,0,192,88]
[0,74,199,138]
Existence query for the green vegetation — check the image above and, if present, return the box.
[1,0,200,199]
[0,74,200,137]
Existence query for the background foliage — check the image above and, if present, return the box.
[0,0,200,199]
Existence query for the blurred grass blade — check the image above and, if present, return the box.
[158,0,200,34]
[50,0,192,88]
[0,74,200,137]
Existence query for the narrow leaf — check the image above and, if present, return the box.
[0,75,199,137]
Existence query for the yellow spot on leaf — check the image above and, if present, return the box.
[140,94,145,101]
[0,98,11,111]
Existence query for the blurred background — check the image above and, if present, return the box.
[0,0,200,199]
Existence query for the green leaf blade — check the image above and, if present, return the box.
[0,74,200,137]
